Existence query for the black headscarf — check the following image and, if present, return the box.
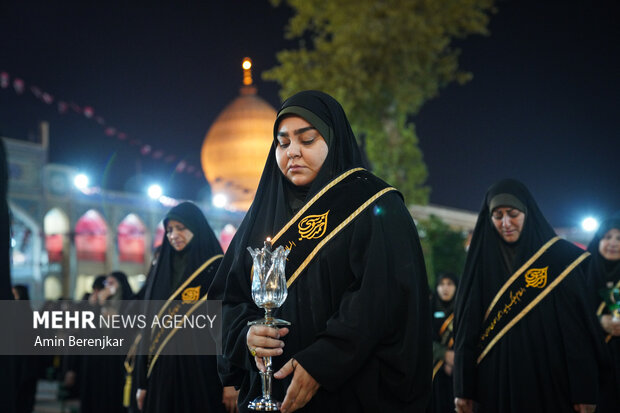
[587,213,620,288]
[108,271,134,301]
[466,179,556,278]
[270,90,365,226]
[210,91,367,296]
[431,272,459,313]
[456,179,560,318]
[92,275,106,291]
[145,201,222,300]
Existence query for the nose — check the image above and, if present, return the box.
[501,215,511,227]
[287,142,300,159]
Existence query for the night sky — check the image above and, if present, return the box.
[0,0,618,228]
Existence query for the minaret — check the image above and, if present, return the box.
[241,57,257,95]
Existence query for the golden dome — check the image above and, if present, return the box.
[201,58,277,211]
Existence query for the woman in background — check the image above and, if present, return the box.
[430,273,457,413]
[80,271,134,413]
[136,201,236,413]
[454,179,604,413]
[586,213,620,412]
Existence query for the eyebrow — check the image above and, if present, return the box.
[276,126,317,138]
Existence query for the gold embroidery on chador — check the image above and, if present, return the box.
[182,286,201,303]
[525,266,548,289]
[298,211,329,240]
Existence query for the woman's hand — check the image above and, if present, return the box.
[600,315,620,336]
[443,350,455,375]
[274,359,319,413]
[573,404,596,413]
[222,386,239,413]
[246,326,289,371]
[136,389,147,411]
[63,370,76,388]
[97,285,113,304]
[455,397,474,413]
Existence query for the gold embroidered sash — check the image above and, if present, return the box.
[258,168,397,289]
[432,313,454,380]
[147,254,223,377]
[477,237,589,364]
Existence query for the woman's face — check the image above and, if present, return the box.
[166,219,194,251]
[104,276,119,296]
[599,228,620,261]
[437,278,456,302]
[491,207,525,243]
[275,115,329,187]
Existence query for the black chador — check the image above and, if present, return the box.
[0,138,17,413]
[210,91,432,412]
[430,274,457,413]
[454,179,605,412]
[136,202,225,413]
[79,271,135,413]
[586,214,620,413]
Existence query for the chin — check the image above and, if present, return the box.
[288,176,311,187]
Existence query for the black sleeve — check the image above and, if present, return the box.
[453,261,483,399]
[556,265,606,404]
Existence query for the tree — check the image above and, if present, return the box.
[417,215,467,288]
[264,0,495,204]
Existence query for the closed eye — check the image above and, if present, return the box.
[277,138,290,149]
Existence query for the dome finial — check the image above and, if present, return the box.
[242,57,253,86]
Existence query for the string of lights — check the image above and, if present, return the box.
[0,70,203,179]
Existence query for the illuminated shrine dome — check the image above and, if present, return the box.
[201,57,277,211]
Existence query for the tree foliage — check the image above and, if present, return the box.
[417,215,467,288]
[264,0,495,204]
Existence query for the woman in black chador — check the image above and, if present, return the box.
[135,202,234,413]
[586,214,620,412]
[430,273,457,413]
[79,271,134,413]
[453,179,605,413]
[211,90,432,412]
